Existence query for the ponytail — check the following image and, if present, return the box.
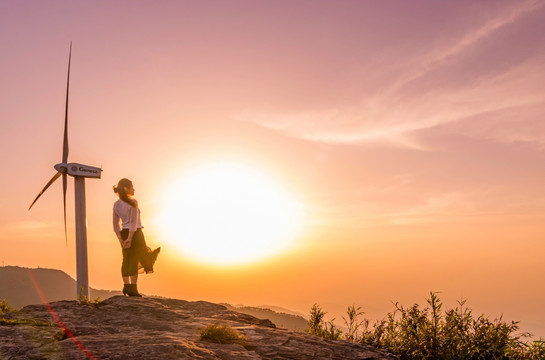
[113,178,136,207]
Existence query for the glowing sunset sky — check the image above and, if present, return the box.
[1,0,545,338]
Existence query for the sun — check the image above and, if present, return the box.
[157,162,304,265]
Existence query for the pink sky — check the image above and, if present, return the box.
[1,0,545,338]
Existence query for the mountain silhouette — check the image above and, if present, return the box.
[0,266,119,308]
[223,304,308,331]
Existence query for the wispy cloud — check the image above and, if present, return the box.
[389,0,545,93]
[235,1,545,149]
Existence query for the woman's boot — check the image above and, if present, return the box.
[128,284,142,297]
[122,284,130,296]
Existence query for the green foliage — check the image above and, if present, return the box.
[0,299,50,327]
[53,329,69,341]
[0,318,18,325]
[306,303,327,337]
[323,318,343,340]
[522,340,545,359]
[78,287,90,304]
[0,317,51,326]
[0,299,12,313]
[358,292,537,360]
[198,322,247,345]
[78,290,102,306]
[309,293,543,359]
[306,303,343,340]
[343,304,366,341]
[0,299,15,326]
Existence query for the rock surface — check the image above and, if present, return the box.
[0,296,397,360]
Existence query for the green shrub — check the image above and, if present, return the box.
[343,304,365,341]
[0,299,11,313]
[306,303,343,340]
[522,340,545,359]
[198,322,247,345]
[306,303,327,337]
[308,293,543,359]
[358,292,535,360]
[323,318,343,340]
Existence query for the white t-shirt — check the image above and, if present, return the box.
[112,199,143,232]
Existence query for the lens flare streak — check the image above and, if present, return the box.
[27,269,96,360]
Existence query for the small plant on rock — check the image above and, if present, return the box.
[0,299,12,313]
[53,329,69,341]
[198,322,247,345]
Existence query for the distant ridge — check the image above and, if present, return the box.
[256,305,307,318]
[228,303,307,318]
[0,266,120,308]
[223,303,308,331]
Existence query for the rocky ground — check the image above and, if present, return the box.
[0,296,397,360]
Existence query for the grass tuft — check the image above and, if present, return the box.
[198,322,248,345]
[53,329,69,341]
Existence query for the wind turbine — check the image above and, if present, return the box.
[29,43,102,300]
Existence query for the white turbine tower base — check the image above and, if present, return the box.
[75,176,89,298]
[29,43,102,300]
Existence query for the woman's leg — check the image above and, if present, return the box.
[120,229,140,295]
[120,230,132,294]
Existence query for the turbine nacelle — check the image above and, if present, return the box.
[54,163,68,174]
[55,163,102,178]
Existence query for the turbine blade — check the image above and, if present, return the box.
[63,173,68,245]
[62,42,72,164]
[28,172,62,210]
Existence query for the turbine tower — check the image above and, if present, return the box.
[29,43,102,299]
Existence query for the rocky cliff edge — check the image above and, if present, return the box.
[0,296,397,360]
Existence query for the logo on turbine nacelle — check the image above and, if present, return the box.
[66,163,102,178]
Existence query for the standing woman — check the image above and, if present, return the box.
[113,178,160,297]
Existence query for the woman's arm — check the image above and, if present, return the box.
[123,200,139,248]
[112,208,124,247]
